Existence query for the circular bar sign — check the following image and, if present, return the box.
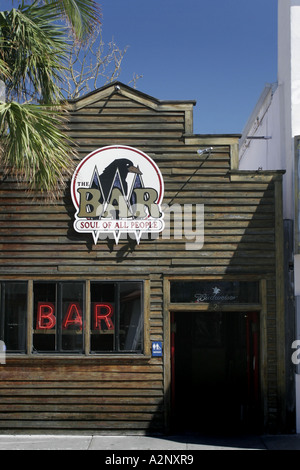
[71,145,165,244]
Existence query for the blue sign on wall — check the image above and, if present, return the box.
[152,341,163,357]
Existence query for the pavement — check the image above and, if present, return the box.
[0,432,299,450]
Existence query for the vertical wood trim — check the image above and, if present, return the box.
[163,277,171,432]
[185,109,193,134]
[143,279,151,356]
[230,142,239,170]
[275,178,286,430]
[84,280,90,355]
[259,278,268,429]
[27,280,33,355]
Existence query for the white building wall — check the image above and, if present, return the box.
[240,0,300,220]
[239,85,281,171]
[290,4,300,137]
[290,2,300,431]
[239,0,300,432]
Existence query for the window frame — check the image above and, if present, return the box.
[0,279,148,358]
[89,280,144,354]
[0,280,28,354]
[32,280,86,355]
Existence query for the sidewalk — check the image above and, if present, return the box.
[0,433,299,450]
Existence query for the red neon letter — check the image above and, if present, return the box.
[36,302,56,329]
[93,303,114,330]
[62,302,83,330]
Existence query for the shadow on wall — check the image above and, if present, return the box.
[148,177,295,436]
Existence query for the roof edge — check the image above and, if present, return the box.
[67,81,196,107]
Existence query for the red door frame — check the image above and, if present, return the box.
[171,311,176,410]
[246,311,259,403]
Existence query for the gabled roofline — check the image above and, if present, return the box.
[67,80,196,110]
[67,81,196,134]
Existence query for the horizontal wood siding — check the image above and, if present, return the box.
[0,84,283,432]
[0,360,164,432]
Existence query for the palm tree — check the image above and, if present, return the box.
[0,0,101,195]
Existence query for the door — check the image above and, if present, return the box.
[171,311,260,434]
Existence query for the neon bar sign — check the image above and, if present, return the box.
[36,302,114,330]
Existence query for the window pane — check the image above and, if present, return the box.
[33,283,56,352]
[119,283,143,352]
[33,282,85,353]
[61,283,84,352]
[90,283,115,352]
[1,282,27,352]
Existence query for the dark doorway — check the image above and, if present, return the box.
[171,311,260,434]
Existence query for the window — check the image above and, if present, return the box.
[0,282,27,353]
[90,282,143,353]
[33,282,85,353]
[0,280,144,355]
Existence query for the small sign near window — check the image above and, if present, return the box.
[152,341,163,357]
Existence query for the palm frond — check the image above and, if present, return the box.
[0,58,11,82]
[47,0,101,41]
[0,101,76,195]
[0,2,68,103]
[0,1,101,195]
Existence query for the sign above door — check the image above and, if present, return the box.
[71,145,165,244]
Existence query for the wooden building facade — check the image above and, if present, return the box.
[0,82,290,434]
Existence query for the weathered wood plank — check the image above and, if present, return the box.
[0,380,163,389]
[0,404,162,413]
[0,412,161,421]
[0,393,163,402]
[0,420,160,429]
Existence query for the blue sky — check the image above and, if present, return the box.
[99,0,278,134]
[1,0,278,134]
